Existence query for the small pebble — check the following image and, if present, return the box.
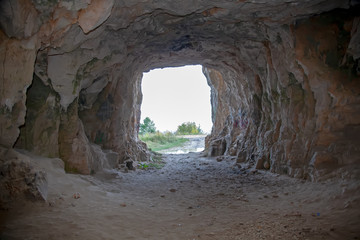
[73,193,81,199]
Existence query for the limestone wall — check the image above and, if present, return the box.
[204,10,360,180]
[0,0,359,182]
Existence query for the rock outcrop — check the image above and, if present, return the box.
[204,9,360,180]
[0,148,48,206]
[0,0,359,188]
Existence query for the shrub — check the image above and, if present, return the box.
[139,117,156,135]
[176,122,203,135]
[139,131,188,152]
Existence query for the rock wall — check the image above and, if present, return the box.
[204,9,360,180]
[15,75,61,158]
[0,0,359,182]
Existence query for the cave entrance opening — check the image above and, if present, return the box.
[139,65,212,154]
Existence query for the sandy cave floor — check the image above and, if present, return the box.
[1,152,360,240]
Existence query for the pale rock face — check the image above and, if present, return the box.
[78,0,114,33]
[0,0,359,186]
[0,0,41,39]
[47,50,92,109]
[0,34,37,148]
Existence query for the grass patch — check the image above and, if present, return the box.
[138,153,166,170]
[139,132,189,152]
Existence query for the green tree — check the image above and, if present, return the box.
[139,117,156,135]
[176,122,203,135]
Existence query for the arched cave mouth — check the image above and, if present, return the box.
[1,2,359,181]
[140,65,212,134]
[139,65,212,153]
[1,2,360,238]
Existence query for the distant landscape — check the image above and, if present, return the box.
[139,117,204,152]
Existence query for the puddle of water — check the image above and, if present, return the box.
[158,135,206,154]
[161,147,204,155]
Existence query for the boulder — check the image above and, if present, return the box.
[0,148,48,206]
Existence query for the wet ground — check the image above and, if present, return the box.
[158,135,206,154]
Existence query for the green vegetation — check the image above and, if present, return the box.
[139,131,188,152]
[139,117,189,152]
[139,117,156,135]
[175,122,203,135]
[94,131,105,144]
[73,71,82,94]
[138,154,165,170]
[64,163,81,174]
[138,118,206,152]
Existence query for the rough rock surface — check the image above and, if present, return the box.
[15,75,61,158]
[0,148,48,206]
[0,0,359,183]
[204,9,360,180]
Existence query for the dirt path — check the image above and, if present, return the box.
[158,135,206,154]
[1,152,359,239]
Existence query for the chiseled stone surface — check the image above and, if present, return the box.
[0,0,359,181]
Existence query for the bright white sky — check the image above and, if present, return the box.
[140,65,212,133]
